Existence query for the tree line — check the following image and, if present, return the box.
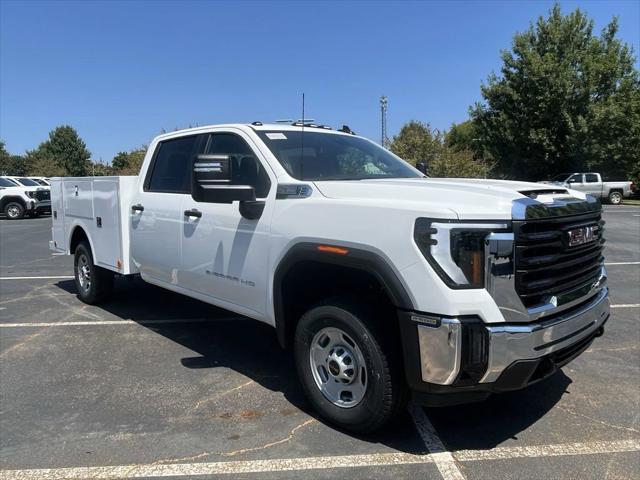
[1,5,638,183]
[0,126,146,178]
[390,4,639,183]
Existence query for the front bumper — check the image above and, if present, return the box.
[35,201,51,214]
[399,287,610,405]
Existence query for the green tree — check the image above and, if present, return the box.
[471,4,640,180]
[445,120,478,153]
[0,142,32,175]
[390,121,490,178]
[389,121,440,166]
[111,147,146,175]
[430,148,489,178]
[23,126,91,177]
[26,147,65,177]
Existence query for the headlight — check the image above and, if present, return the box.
[26,191,36,198]
[414,219,510,289]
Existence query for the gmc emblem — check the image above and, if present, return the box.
[567,225,597,248]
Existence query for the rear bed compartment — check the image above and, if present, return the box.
[50,176,138,275]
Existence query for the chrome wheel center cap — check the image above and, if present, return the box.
[326,347,357,384]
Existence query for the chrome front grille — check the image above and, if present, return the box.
[513,211,605,308]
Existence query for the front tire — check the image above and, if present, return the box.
[608,191,622,205]
[74,241,114,304]
[294,298,407,433]
[4,202,25,220]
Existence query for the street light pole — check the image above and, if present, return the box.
[380,96,388,147]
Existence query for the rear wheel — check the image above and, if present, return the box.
[608,191,622,205]
[294,298,407,433]
[74,241,114,304]
[4,202,25,220]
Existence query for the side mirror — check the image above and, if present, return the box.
[192,154,256,204]
[416,162,428,175]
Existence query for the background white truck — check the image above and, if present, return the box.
[50,123,610,432]
[0,176,51,219]
[539,172,635,204]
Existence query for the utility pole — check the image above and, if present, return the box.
[380,96,388,147]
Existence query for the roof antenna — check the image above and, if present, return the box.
[300,93,305,180]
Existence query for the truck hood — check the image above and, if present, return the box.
[313,178,580,220]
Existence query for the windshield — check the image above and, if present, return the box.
[0,178,17,187]
[550,174,571,182]
[16,177,40,186]
[257,131,421,181]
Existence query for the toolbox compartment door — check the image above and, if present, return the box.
[63,180,94,219]
[91,178,123,270]
[50,180,66,251]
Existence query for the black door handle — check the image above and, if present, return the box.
[131,204,144,212]
[184,208,202,218]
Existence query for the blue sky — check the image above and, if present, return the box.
[1,0,638,163]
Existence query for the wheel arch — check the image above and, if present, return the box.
[68,224,95,257]
[272,242,414,348]
[0,195,27,211]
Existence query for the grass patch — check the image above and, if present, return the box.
[622,198,640,206]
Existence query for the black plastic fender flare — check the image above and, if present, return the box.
[272,242,414,347]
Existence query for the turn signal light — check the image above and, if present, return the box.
[317,245,349,255]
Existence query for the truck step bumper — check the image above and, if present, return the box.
[398,287,610,405]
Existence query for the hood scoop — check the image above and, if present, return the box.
[519,188,568,199]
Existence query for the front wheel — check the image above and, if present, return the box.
[74,241,114,304]
[294,298,407,433]
[608,191,622,205]
[4,202,25,220]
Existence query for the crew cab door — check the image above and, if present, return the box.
[130,134,204,284]
[566,174,585,192]
[583,173,602,197]
[179,130,274,318]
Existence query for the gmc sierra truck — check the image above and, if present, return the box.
[539,172,634,205]
[50,123,610,433]
[0,177,51,219]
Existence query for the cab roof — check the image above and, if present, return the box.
[153,123,356,142]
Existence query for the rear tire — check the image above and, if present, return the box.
[74,241,114,304]
[4,202,25,220]
[608,191,622,205]
[294,298,407,433]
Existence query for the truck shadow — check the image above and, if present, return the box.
[55,276,570,453]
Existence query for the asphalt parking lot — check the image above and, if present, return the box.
[0,206,638,480]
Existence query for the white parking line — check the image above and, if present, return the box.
[602,209,640,212]
[611,304,640,309]
[456,438,640,461]
[409,404,466,480]
[604,262,640,266]
[0,439,637,480]
[0,276,73,280]
[0,318,237,328]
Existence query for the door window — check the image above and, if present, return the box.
[145,135,200,193]
[567,174,582,183]
[205,133,271,198]
[584,173,598,183]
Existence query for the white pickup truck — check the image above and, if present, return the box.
[539,172,634,205]
[50,123,610,432]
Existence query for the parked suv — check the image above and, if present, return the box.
[0,177,48,219]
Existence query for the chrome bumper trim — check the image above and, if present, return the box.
[416,317,461,385]
[414,287,609,386]
[480,286,609,383]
